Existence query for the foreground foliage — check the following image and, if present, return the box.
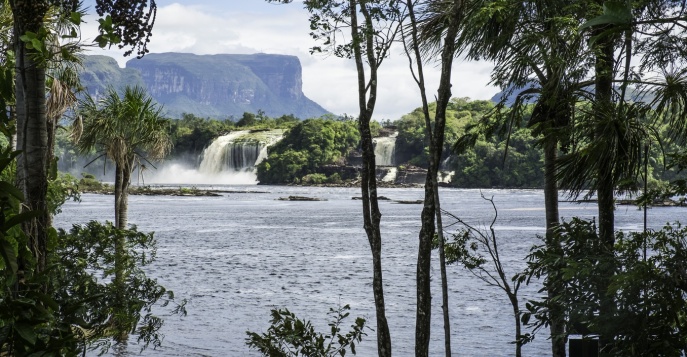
[54,221,186,353]
[520,218,687,356]
[246,305,366,357]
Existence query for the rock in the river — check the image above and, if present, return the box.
[277,196,328,201]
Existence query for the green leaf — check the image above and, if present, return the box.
[14,323,37,345]
[603,1,633,22]
[31,39,43,52]
[26,291,59,311]
[3,211,41,231]
[0,238,17,274]
[580,1,632,30]
[95,35,108,48]
[0,181,24,201]
[70,11,82,25]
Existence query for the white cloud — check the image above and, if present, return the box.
[81,1,497,120]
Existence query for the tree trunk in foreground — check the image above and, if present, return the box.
[416,1,461,356]
[350,1,392,356]
[544,138,566,357]
[12,0,51,275]
[594,22,616,353]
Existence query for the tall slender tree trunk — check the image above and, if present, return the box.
[594,24,616,352]
[114,164,124,229]
[416,2,461,356]
[12,0,50,275]
[114,162,132,347]
[350,1,392,356]
[113,226,128,345]
[118,163,131,230]
[544,138,565,357]
[508,292,523,357]
[114,160,132,230]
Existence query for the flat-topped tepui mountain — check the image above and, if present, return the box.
[79,53,329,119]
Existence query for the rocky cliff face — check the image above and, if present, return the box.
[80,53,328,119]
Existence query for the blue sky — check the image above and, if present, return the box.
[80,1,497,120]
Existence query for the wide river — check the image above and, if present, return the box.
[54,186,687,356]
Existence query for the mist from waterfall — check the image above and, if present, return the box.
[373,132,398,166]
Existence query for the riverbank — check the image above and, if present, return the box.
[81,180,424,196]
[83,185,223,197]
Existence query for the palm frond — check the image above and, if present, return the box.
[74,86,171,168]
[557,101,651,198]
[649,69,687,145]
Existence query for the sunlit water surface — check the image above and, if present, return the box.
[54,186,687,356]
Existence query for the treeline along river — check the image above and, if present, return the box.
[54,186,687,356]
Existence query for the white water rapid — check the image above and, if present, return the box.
[373,132,398,166]
[381,167,397,183]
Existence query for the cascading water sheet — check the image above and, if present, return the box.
[372,132,398,166]
[198,131,251,173]
[150,130,284,185]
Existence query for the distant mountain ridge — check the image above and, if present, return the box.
[79,53,329,119]
[490,81,655,106]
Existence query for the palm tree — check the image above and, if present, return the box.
[44,4,86,174]
[555,1,687,350]
[75,85,170,345]
[75,86,170,229]
[416,1,591,355]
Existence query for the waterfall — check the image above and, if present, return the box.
[438,170,455,184]
[381,167,397,183]
[196,130,283,183]
[373,132,398,166]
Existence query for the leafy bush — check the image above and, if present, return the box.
[52,221,186,353]
[327,173,342,184]
[520,218,687,355]
[302,173,327,184]
[246,304,367,356]
[78,172,104,191]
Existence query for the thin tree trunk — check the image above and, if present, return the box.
[46,117,56,175]
[544,138,565,357]
[509,292,523,357]
[416,171,435,357]
[434,186,451,357]
[113,225,128,345]
[404,2,435,354]
[114,162,131,346]
[350,1,392,356]
[415,1,461,356]
[594,23,616,352]
[114,164,124,229]
[12,0,50,275]
[118,163,131,229]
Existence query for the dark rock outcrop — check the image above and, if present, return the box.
[80,53,329,120]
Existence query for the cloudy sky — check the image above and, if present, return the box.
[80,0,498,120]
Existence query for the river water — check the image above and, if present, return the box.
[54,186,687,356]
